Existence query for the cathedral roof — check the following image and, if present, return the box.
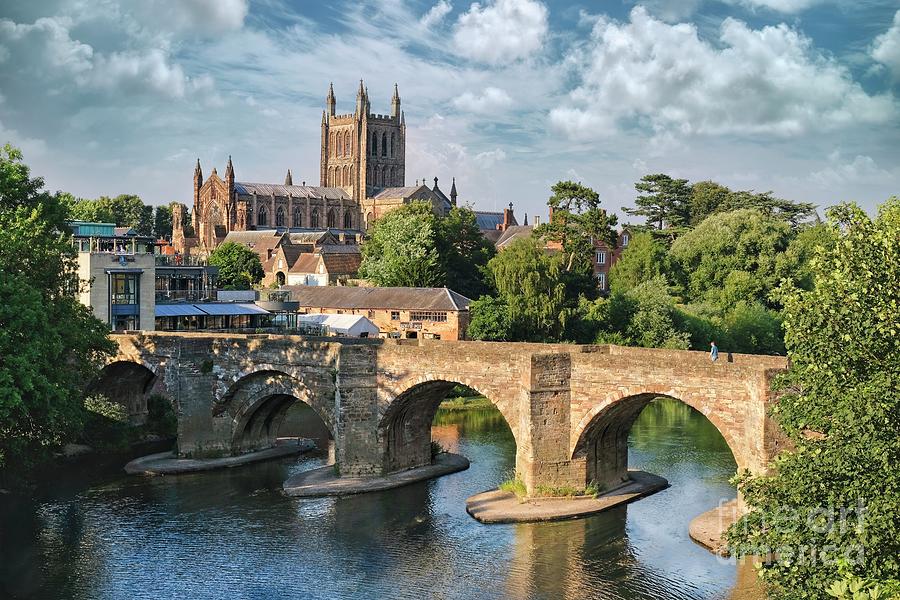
[474,211,504,230]
[371,185,428,200]
[234,182,351,200]
[494,225,534,249]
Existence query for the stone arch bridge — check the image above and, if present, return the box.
[103,333,788,492]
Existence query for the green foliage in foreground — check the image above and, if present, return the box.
[208,241,264,289]
[0,144,115,478]
[728,200,900,598]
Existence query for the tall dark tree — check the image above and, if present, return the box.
[623,174,692,235]
[154,204,173,239]
[0,144,114,476]
[535,180,617,276]
[437,206,495,299]
[208,241,264,289]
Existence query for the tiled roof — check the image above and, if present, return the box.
[372,185,425,199]
[234,182,350,200]
[317,244,360,254]
[283,286,471,311]
[287,231,335,244]
[289,253,320,274]
[495,225,534,248]
[278,244,305,267]
[320,252,361,275]
[221,230,283,246]
[474,211,503,230]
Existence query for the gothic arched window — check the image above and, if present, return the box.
[327,209,336,229]
[374,165,381,187]
[371,131,378,156]
[381,165,389,187]
[311,208,319,228]
[275,206,285,227]
[345,131,351,156]
[389,166,396,187]
[381,132,387,157]
[343,210,352,229]
[391,132,396,158]
[344,165,350,186]
[293,208,302,228]
[258,206,268,226]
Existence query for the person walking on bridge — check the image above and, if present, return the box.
[710,341,719,362]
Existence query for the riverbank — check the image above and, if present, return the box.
[438,396,493,411]
[689,498,741,555]
[125,437,316,475]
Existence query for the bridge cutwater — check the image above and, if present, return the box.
[100,333,788,495]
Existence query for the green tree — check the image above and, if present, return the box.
[438,206,495,298]
[0,144,114,476]
[721,301,784,355]
[208,241,264,289]
[466,296,512,341]
[486,237,570,342]
[670,208,792,309]
[689,180,817,228]
[606,278,690,349]
[68,194,154,235]
[775,222,835,291]
[535,180,617,274]
[728,200,900,597]
[689,180,733,226]
[623,174,692,235]
[154,204,173,239]
[358,202,444,287]
[607,231,674,293]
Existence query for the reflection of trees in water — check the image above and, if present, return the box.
[433,407,516,450]
[630,397,735,460]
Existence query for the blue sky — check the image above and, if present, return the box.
[0,0,898,221]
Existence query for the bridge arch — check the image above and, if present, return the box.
[571,387,744,491]
[88,360,160,421]
[378,377,519,474]
[219,369,334,454]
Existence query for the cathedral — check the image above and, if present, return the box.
[173,80,460,256]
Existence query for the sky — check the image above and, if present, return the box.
[0,0,898,222]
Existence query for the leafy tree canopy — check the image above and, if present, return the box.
[607,231,674,294]
[208,241,264,289]
[358,202,444,288]
[690,180,818,227]
[670,208,793,309]
[437,206,496,299]
[466,296,512,341]
[0,144,114,475]
[729,199,900,597]
[67,194,154,236]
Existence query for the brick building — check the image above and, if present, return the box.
[281,286,472,340]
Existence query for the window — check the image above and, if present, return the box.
[597,272,607,289]
[327,209,336,228]
[276,206,285,227]
[390,310,400,321]
[596,251,606,265]
[381,132,387,157]
[110,273,138,304]
[410,311,448,322]
[311,208,319,228]
[293,209,302,228]
[343,210,352,229]
[258,206,268,226]
[621,233,630,247]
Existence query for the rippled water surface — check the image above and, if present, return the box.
[0,399,760,599]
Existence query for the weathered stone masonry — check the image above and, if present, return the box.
[102,333,788,491]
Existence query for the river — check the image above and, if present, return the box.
[0,398,762,599]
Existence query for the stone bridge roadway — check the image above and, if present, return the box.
[98,332,788,493]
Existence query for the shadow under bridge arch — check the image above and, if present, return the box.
[87,360,159,423]
[377,379,520,474]
[220,369,334,455]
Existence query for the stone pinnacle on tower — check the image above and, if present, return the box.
[450,177,457,206]
[391,83,401,118]
[224,155,234,181]
[356,79,366,114]
[285,169,293,186]
[326,82,336,117]
[194,158,202,182]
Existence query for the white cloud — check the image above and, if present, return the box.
[872,10,900,82]
[0,119,47,158]
[808,152,894,186]
[550,7,895,140]
[0,15,220,103]
[453,0,548,64]
[733,0,824,13]
[474,148,507,166]
[134,0,248,36]
[421,1,453,29]
[453,86,512,113]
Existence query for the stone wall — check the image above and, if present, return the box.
[103,333,787,491]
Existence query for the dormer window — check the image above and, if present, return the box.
[621,233,630,247]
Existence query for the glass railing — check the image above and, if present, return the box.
[155,255,209,267]
[155,290,217,302]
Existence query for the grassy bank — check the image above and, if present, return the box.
[438,396,494,411]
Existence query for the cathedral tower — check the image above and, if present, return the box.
[320,80,406,203]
